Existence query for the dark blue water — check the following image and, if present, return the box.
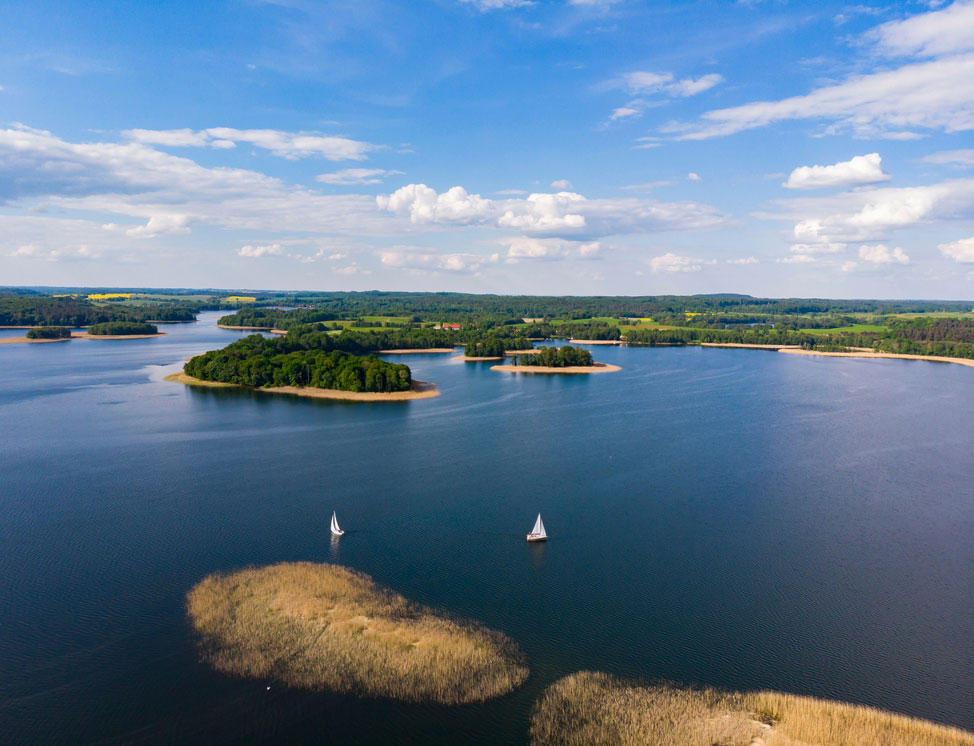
[1,313,971,744]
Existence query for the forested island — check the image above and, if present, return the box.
[25,326,71,339]
[87,321,159,336]
[519,346,593,367]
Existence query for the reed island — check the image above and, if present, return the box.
[530,672,974,746]
[186,562,528,704]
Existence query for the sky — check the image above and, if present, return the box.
[1,0,973,297]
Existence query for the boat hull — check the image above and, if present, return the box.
[331,529,345,537]
[526,533,546,542]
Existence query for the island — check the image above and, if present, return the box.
[0,326,75,344]
[531,671,974,746]
[492,345,621,374]
[186,562,528,704]
[169,331,440,401]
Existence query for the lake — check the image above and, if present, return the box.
[1,312,971,744]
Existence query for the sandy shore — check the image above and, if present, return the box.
[491,362,621,374]
[166,370,440,400]
[217,324,273,330]
[379,348,456,354]
[701,342,801,350]
[0,335,72,344]
[455,355,504,361]
[569,339,623,345]
[779,348,974,367]
[73,331,165,340]
[1,331,164,344]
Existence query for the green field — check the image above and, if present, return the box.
[802,324,888,335]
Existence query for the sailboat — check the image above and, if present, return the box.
[526,513,547,542]
[330,510,345,537]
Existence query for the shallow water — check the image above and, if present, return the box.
[1,312,971,744]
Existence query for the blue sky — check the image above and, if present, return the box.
[1,0,973,297]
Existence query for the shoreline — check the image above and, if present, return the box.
[165,370,441,401]
[1,331,165,344]
[491,362,621,374]
[379,348,456,354]
[778,348,974,368]
[569,339,623,345]
[701,342,801,350]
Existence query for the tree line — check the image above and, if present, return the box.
[519,346,594,367]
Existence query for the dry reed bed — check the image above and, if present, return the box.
[530,672,974,746]
[187,562,528,704]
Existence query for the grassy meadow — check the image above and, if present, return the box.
[186,562,528,704]
[530,672,974,746]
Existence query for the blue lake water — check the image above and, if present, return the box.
[1,312,972,744]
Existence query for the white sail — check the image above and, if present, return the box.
[330,511,343,536]
[531,513,546,538]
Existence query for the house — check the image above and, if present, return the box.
[442,323,461,331]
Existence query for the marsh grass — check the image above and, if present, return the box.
[186,562,528,704]
[530,672,974,746]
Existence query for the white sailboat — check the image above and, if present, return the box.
[526,513,547,542]
[330,510,345,537]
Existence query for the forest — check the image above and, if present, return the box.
[0,295,200,326]
[25,326,72,339]
[87,321,159,335]
[519,346,594,367]
[185,334,412,392]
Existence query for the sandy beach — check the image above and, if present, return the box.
[378,348,456,354]
[701,342,802,350]
[455,355,504,361]
[569,339,623,345]
[491,362,621,374]
[166,370,441,400]
[778,348,974,368]
[216,324,273,330]
[1,331,165,343]
[0,335,72,344]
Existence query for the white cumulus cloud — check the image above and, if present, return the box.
[784,153,891,189]
[939,236,974,262]
[858,243,910,264]
[550,179,574,190]
[649,252,708,273]
[238,242,284,258]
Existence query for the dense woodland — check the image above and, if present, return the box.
[87,321,159,335]
[185,334,411,392]
[520,346,594,367]
[25,326,71,339]
[3,290,972,361]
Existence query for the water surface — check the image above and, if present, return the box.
[1,313,971,744]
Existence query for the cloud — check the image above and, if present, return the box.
[649,252,709,273]
[125,214,190,238]
[8,243,102,261]
[550,178,574,190]
[377,183,725,240]
[379,247,495,273]
[504,237,600,261]
[619,71,723,97]
[457,0,533,10]
[858,243,910,263]
[670,54,974,139]
[779,178,974,244]
[726,256,758,264]
[779,254,817,263]
[939,235,974,262]
[316,168,404,185]
[124,127,378,161]
[687,172,701,182]
[866,1,974,58]
[922,148,974,165]
[789,241,847,254]
[0,125,390,237]
[784,153,891,189]
[238,242,284,258]
[606,71,722,124]
[667,2,974,141]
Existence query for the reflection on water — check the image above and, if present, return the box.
[0,312,971,744]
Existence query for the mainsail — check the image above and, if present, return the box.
[530,513,546,538]
[330,511,343,536]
